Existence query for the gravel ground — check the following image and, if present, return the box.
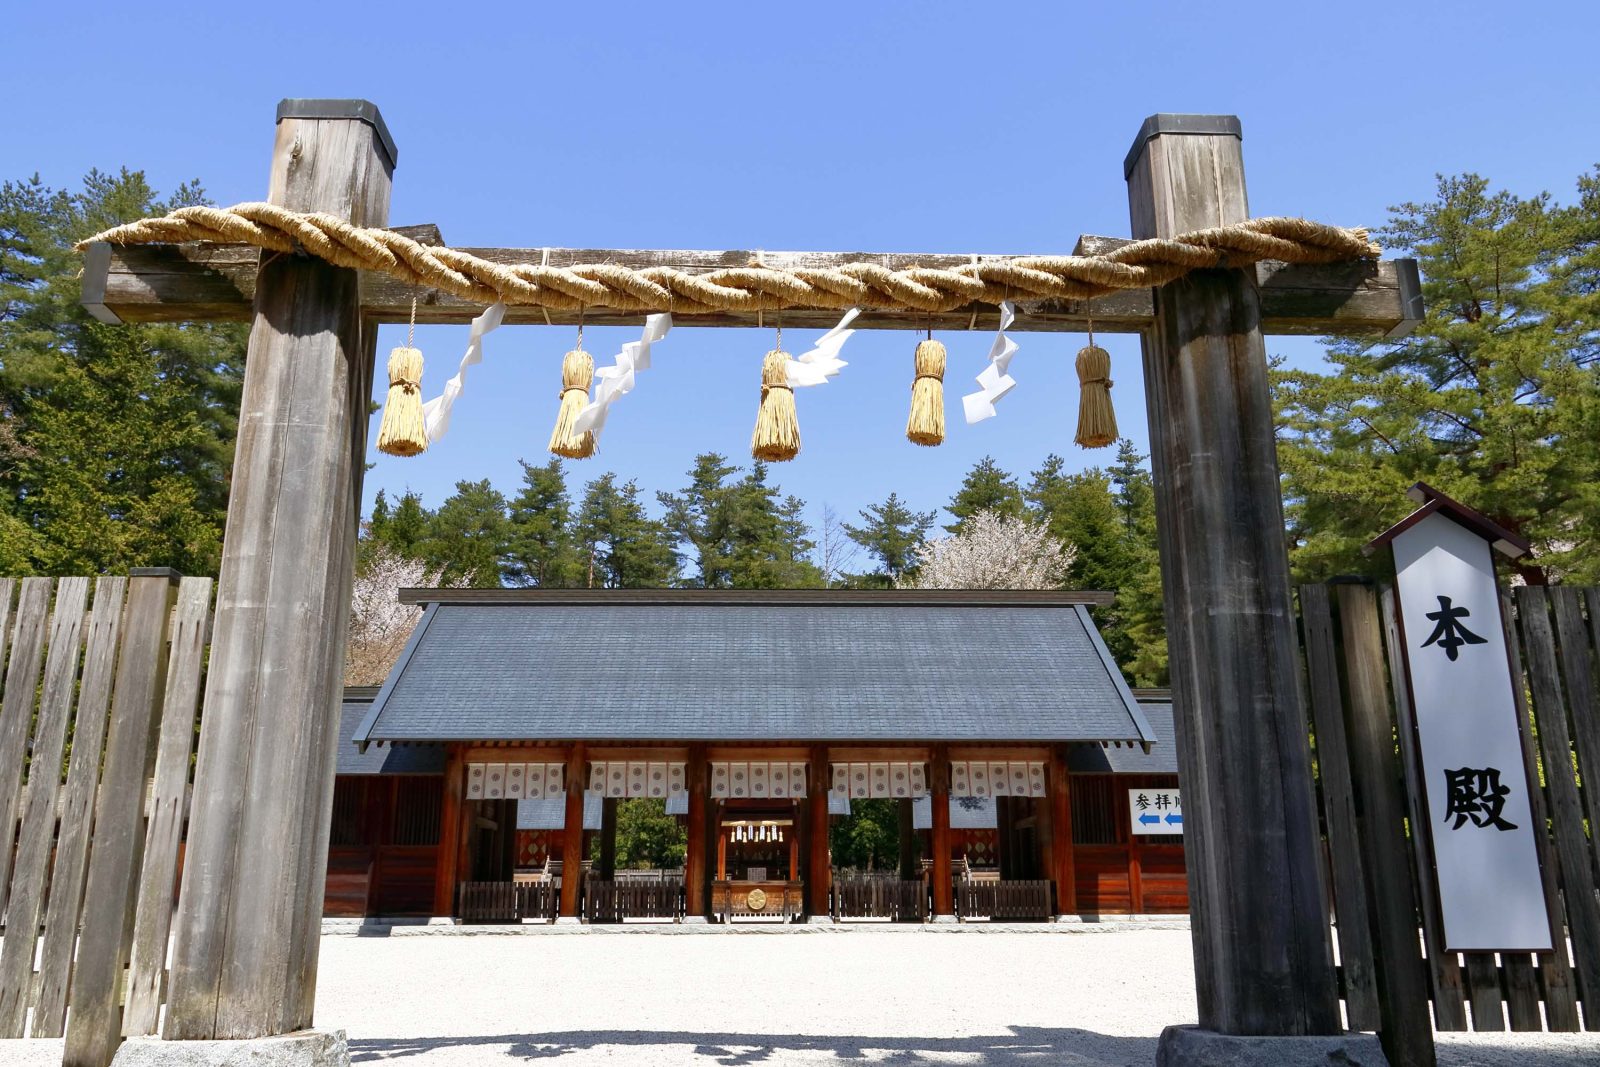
[314,928,1600,1066]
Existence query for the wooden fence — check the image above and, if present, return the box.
[457,880,560,923]
[830,872,926,921]
[953,878,1053,922]
[585,877,684,922]
[0,573,211,1066]
[1300,581,1600,1049]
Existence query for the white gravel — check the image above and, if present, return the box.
[313,928,1600,1066]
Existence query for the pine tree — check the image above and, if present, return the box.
[844,492,935,583]
[944,456,1025,532]
[658,453,823,588]
[575,473,677,588]
[1277,169,1600,584]
[0,169,244,575]
[503,459,583,587]
[367,490,434,560]
[421,480,508,588]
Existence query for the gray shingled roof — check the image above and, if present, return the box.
[518,794,602,831]
[338,691,445,775]
[356,593,1154,746]
[912,795,999,830]
[1069,700,1178,774]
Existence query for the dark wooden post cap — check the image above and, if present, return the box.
[1124,114,1243,179]
[276,98,397,170]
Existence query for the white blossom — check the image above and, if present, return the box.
[345,541,454,686]
[904,509,1075,590]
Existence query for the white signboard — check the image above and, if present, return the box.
[1391,511,1551,951]
[1128,787,1183,834]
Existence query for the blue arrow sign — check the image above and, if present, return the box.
[1138,813,1162,827]
[1165,813,1183,826]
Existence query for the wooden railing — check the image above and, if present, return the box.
[458,880,559,923]
[586,876,684,922]
[954,878,1053,921]
[830,872,926,921]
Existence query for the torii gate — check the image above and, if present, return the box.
[81,101,1421,1064]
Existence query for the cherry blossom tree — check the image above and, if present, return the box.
[904,509,1074,590]
[345,541,453,685]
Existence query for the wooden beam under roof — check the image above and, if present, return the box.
[81,231,1423,338]
[395,587,1116,607]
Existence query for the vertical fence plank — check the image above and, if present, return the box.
[1462,956,1505,1030]
[1378,588,1469,1031]
[1298,584,1382,1031]
[32,578,127,1037]
[1516,586,1600,1031]
[64,572,174,1067]
[0,579,15,694]
[0,578,88,1035]
[1499,592,1572,1031]
[1551,590,1600,883]
[122,577,212,1036]
[0,578,56,910]
[1336,584,1435,1067]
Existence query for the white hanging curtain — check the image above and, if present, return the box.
[586,761,687,799]
[465,761,565,800]
[827,762,929,799]
[709,761,809,799]
[948,760,1046,798]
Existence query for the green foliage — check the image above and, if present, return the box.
[657,453,824,588]
[591,798,686,870]
[844,492,935,583]
[503,459,584,587]
[574,473,678,588]
[1277,169,1600,584]
[0,169,244,575]
[829,798,902,872]
[420,479,509,587]
[944,455,1025,532]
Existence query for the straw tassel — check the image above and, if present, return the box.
[1073,343,1118,448]
[548,348,597,458]
[376,345,428,456]
[906,338,946,446]
[751,349,800,461]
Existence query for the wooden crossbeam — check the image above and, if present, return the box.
[81,230,1423,338]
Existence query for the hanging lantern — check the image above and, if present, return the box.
[548,346,597,459]
[376,344,428,457]
[905,336,946,446]
[751,347,800,462]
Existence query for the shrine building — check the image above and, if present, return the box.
[328,588,1187,923]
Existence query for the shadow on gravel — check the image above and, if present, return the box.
[349,1027,1154,1065]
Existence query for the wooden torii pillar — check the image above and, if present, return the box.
[79,102,1420,1059]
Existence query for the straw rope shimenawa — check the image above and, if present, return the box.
[77,203,1379,315]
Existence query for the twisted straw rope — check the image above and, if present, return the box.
[78,203,1379,315]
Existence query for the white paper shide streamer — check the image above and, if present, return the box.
[573,314,673,445]
[961,301,1020,424]
[421,301,506,442]
[784,308,860,387]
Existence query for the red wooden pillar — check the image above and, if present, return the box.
[684,745,708,919]
[1048,744,1077,916]
[806,746,831,919]
[559,742,586,919]
[930,745,954,919]
[433,745,465,917]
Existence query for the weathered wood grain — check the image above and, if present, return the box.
[0,578,87,1036]
[1298,584,1381,1032]
[64,572,173,1067]
[1378,587,1469,1030]
[122,577,212,1036]
[1498,592,1569,1031]
[0,578,53,912]
[1335,584,1435,1065]
[164,105,392,1041]
[1128,119,1341,1037]
[84,237,1419,337]
[32,577,127,1037]
[1462,954,1505,1030]
[1515,587,1600,1031]
[1554,590,1600,869]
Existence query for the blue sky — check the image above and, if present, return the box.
[9,2,1599,541]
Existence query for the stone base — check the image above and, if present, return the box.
[112,1030,348,1067]
[1052,914,1084,924]
[1156,1026,1388,1066]
[930,914,958,924]
[680,915,709,924]
[805,915,835,925]
[553,916,583,925]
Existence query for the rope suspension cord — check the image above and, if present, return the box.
[78,203,1379,316]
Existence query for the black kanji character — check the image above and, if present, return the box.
[1421,595,1488,662]
[1443,766,1518,831]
